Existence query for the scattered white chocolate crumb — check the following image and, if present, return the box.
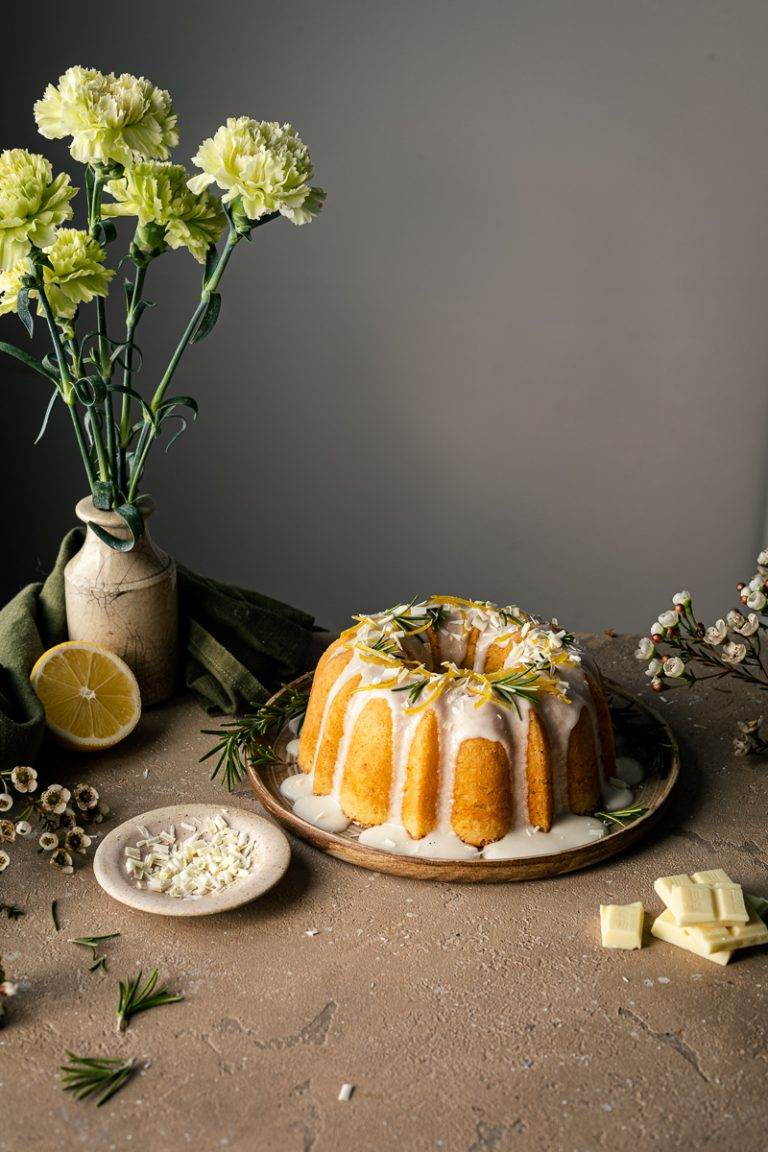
[123,812,256,899]
[305,929,319,937]
[338,1083,355,1102]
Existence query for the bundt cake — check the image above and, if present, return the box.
[283,596,619,860]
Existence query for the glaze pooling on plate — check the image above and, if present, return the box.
[277,597,644,862]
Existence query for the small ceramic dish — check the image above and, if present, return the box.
[93,804,291,916]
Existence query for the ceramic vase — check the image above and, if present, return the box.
[64,496,179,706]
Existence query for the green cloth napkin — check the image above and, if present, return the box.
[0,529,315,771]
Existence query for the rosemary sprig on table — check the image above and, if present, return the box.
[201,683,311,791]
[60,1052,136,1107]
[116,968,183,1032]
[70,933,120,972]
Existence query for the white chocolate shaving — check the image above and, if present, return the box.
[123,813,256,899]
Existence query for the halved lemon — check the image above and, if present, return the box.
[30,640,141,751]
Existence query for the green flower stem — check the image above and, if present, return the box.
[126,228,241,503]
[36,277,96,491]
[88,170,118,498]
[149,228,239,415]
[119,261,148,448]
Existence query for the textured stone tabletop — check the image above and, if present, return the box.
[2,635,768,1151]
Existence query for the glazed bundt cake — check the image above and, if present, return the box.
[288,597,617,858]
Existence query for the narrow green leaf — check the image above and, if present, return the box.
[17,287,33,337]
[162,415,188,452]
[97,220,117,245]
[108,384,155,425]
[88,502,145,553]
[204,242,218,284]
[0,341,58,382]
[34,387,60,445]
[156,395,198,420]
[192,292,221,343]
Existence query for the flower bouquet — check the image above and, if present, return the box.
[0,66,324,700]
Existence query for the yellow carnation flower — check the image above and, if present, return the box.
[34,66,178,167]
[188,118,325,225]
[103,161,225,262]
[0,150,76,271]
[0,228,114,325]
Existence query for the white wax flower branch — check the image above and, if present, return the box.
[636,547,768,721]
[0,66,325,550]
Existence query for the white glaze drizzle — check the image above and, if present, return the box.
[290,598,613,860]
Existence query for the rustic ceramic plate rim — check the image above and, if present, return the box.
[93,803,291,916]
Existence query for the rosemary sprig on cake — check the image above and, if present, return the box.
[60,1052,136,1107]
[116,968,183,1032]
[201,683,311,790]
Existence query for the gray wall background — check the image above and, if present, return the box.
[3,0,768,634]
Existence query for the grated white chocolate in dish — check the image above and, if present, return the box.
[280,597,641,860]
[123,812,257,898]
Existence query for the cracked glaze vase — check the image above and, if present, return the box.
[64,496,179,706]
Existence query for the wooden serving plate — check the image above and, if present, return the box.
[246,675,679,883]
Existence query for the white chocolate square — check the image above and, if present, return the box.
[600,902,644,950]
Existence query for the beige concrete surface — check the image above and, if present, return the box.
[2,635,768,1151]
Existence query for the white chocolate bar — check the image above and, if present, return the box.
[651,910,731,965]
[600,902,644,950]
[666,882,748,927]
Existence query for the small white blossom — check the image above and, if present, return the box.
[50,848,73,874]
[39,832,58,851]
[727,610,746,629]
[645,658,663,678]
[0,794,12,812]
[705,619,728,646]
[635,637,655,661]
[721,641,747,665]
[0,820,14,843]
[72,783,99,811]
[39,785,70,815]
[758,549,768,569]
[735,612,760,637]
[746,590,767,612]
[658,610,678,629]
[64,827,91,855]
[749,575,765,592]
[664,656,686,678]
[10,765,37,793]
[0,850,9,872]
[672,591,691,606]
[14,820,31,837]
